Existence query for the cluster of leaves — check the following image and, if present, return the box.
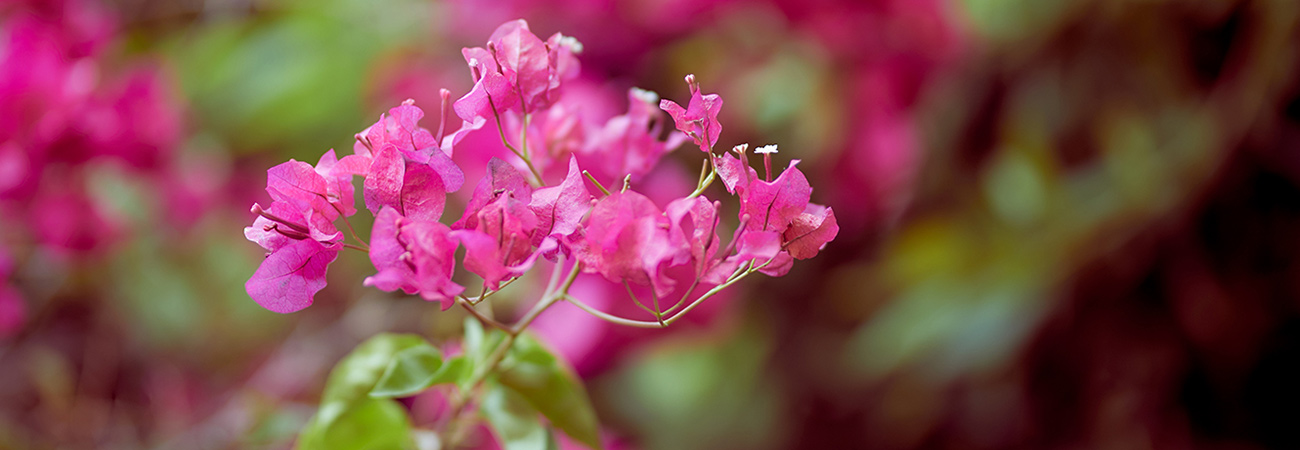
[242,18,838,449]
[298,320,600,450]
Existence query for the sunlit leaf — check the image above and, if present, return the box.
[297,333,424,450]
[436,356,472,387]
[369,343,444,398]
[462,317,505,391]
[464,317,485,360]
[497,334,602,450]
[481,381,549,450]
[297,398,412,450]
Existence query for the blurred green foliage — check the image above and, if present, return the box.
[164,0,438,159]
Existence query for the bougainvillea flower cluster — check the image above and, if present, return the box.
[244,19,838,321]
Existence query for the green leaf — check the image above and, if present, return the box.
[461,317,505,391]
[296,333,425,450]
[435,356,472,387]
[464,317,485,361]
[369,344,444,398]
[481,382,549,450]
[497,334,602,450]
[297,398,412,450]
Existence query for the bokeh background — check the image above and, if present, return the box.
[2,0,1300,448]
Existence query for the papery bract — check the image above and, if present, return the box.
[545,32,582,93]
[360,99,440,157]
[313,149,363,216]
[664,196,721,274]
[399,162,449,222]
[453,158,533,230]
[454,225,551,291]
[261,161,343,243]
[358,101,464,218]
[454,19,582,121]
[714,144,752,194]
[365,207,463,309]
[266,159,336,217]
[710,145,832,278]
[454,48,517,122]
[362,142,462,221]
[529,157,591,248]
[783,203,839,260]
[245,238,340,314]
[739,159,811,235]
[245,150,355,313]
[453,158,542,288]
[659,74,723,152]
[579,191,684,297]
[583,88,687,180]
[487,19,550,112]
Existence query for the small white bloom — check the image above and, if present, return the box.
[755,144,779,154]
[630,88,659,104]
[560,35,584,54]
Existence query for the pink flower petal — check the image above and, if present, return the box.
[400,162,449,222]
[783,204,839,260]
[365,207,463,308]
[740,160,811,234]
[245,239,340,314]
[363,143,406,215]
[453,157,533,230]
[529,157,591,247]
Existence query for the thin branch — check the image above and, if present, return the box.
[562,294,664,328]
[487,98,544,185]
[624,281,660,319]
[447,262,582,445]
[330,203,368,249]
[543,255,567,298]
[457,297,510,332]
[661,277,699,317]
[469,277,517,305]
[660,256,779,326]
[651,287,665,327]
[510,262,581,335]
[661,261,753,327]
[564,258,768,330]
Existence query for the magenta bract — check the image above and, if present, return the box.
[659,74,723,153]
[240,18,837,322]
[366,207,463,309]
[245,238,340,314]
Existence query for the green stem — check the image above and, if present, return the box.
[687,156,716,199]
[624,281,660,320]
[443,262,582,447]
[487,100,544,185]
[330,203,368,249]
[564,258,765,328]
[457,297,510,332]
